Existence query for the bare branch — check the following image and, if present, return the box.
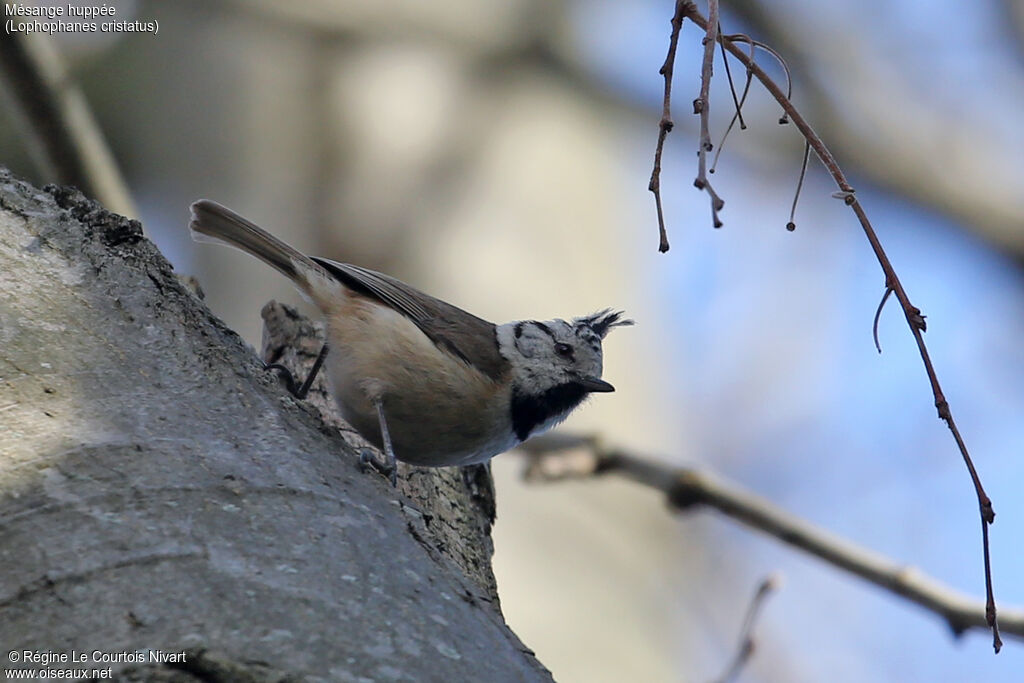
[678,1,1000,651]
[649,0,688,253]
[713,574,781,683]
[519,435,1023,646]
[692,0,724,228]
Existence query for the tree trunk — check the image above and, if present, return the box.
[0,168,551,682]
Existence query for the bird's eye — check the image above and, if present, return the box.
[555,342,574,358]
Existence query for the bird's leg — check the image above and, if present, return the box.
[359,397,398,486]
[266,344,329,400]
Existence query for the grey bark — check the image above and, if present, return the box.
[0,169,550,682]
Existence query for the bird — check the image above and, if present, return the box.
[189,200,630,483]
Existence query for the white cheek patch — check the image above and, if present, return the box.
[514,336,536,358]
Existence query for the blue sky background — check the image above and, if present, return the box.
[571,0,1024,680]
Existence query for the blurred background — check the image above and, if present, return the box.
[2,0,1023,680]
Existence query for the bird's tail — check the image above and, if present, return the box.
[188,199,341,308]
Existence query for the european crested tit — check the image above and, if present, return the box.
[189,200,630,481]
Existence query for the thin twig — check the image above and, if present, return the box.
[873,285,894,353]
[713,574,781,683]
[518,435,1023,645]
[710,37,755,175]
[712,33,795,175]
[692,0,724,228]
[786,141,810,231]
[718,28,746,133]
[648,0,687,253]
[678,1,1000,652]
[725,35,795,125]
[721,34,794,102]
[0,33,136,217]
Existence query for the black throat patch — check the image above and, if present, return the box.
[510,383,588,442]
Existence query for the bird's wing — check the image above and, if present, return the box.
[311,258,508,381]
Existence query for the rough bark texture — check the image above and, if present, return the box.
[0,169,550,682]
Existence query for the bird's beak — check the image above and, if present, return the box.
[575,374,615,393]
